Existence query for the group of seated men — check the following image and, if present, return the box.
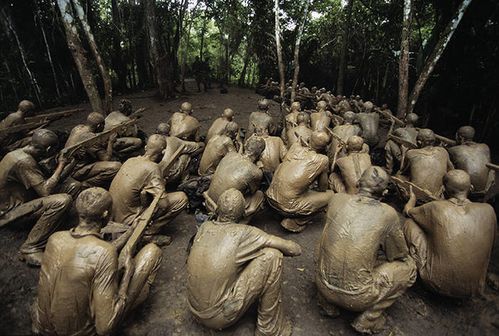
[0,91,496,335]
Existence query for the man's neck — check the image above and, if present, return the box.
[72,220,102,237]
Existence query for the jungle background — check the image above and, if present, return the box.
[0,0,498,146]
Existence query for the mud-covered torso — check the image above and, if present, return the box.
[199,135,235,175]
[336,152,372,194]
[169,112,200,140]
[448,143,491,192]
[317,193,400,290]
[406,146,450,194]
[410,200,496,296]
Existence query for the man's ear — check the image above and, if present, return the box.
[102,210,109,219]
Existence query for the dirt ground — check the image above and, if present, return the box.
[1,81,498,336]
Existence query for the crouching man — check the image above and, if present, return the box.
[187,188,301,336]
[32,187,162,336]
[403,169,496,298]
[316,166,416,334]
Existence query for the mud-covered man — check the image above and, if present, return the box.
[247,99,275,136]
[109,135,188,246]
[188,188,301,336]
[204,137,265,222]
[199,121,239,176]
[32,187,162,336]
[64,112,122,188]
[0,129,71,266]
[403,169,496,298]
[267,131,333,233]
[168,102,201,141]
[316,166,416,334]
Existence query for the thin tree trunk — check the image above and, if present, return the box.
[407,0,472,115]
[73,0,113,113]
[336,0,353,96]
[1,8,42,106]
[35,0,62,99]
[239,43,251,86]
[274,0,285,99]
[291,0,310,103]
[199,15,207,60]
[57,0,103,113]
[111,0,128,92]
[144,0,168,98]
[397,0,413,118]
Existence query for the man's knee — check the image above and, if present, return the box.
[260,248,283,262]
[43,194,72,211]
[136,243,163,268]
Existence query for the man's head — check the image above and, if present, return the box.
[296,112,308,125]
[363,101,374,112]
[76,187,113,227]
[156,122,170,136]
[317,100,328,111]
[244,136,266,162]
[144,134,166,163]
[222,108,234,120]
[217,188,245,222]
[257,99,269,111]
[456,125,475,144]
[405,113,419,126]
[180,102,193,114]
[31,129,59,159]
[343,111,356,124]
[417,128,435,147]
[359,166,389,196]
[224,121,239,139]
[86,112,105,132]
[119,99,133,116]
[444,169,471,198]
[310,131,330,151]
[290,101,301,112]
[18,100,35,114]
[347,135,364,153]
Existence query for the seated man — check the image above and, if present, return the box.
[448,126,494,197]
[247,99,275,136]
[187,188,301,336]
[356,101,380,147]
[155,123,204,184]
[284,101,302,130]
[316,166,416,334]
[0,129,71,266]
[267,131,333,233]
[255,124,287,176]
[32,187,162,336]
[384,113,419,174]
[0,100,36,150]
[310,100,333,131]
[168,102,201,141]
[204,137,265,221]
[198,121,239,176]
[328,111,361,160]
[109,135,188,245]
[400,129,454,197]
[286,112,312,148]
[206,108,239,142]
[403,169,496,298]
[329,136,372,194]
[64,112,122,188]
[104,99,143,157]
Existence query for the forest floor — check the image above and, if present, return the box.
[1,81,498,336]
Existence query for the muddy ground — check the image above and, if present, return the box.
[1,81,498,335]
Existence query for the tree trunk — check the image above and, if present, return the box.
[144,0,169,98]
[239,43,251,86]
[35,0,62,100]
[1,8,42,106]
[407,0,472,115]
[397,0,413,118]
[274,0,286,99]
[199,15,207,60]
[336,0,353,96]
[56,0,103,113]
[291,0,310,103]
[73,0,113,113]
[111,0,128,92]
